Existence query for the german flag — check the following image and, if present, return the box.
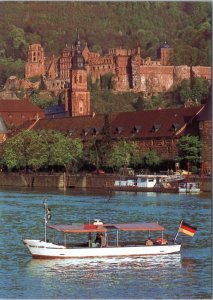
[180,221,197,237]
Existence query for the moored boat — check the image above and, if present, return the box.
[23,201,183,259]
[178,182,200,193]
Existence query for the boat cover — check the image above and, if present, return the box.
[48,222,164,233]
[104,222,165,231]
[47,224,107,233]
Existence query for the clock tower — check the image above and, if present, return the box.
[70,32,90,117]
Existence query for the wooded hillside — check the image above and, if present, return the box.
[0,2,211,64]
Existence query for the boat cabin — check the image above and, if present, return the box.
[47,222,167,248]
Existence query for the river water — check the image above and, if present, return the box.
[0,187,212,299]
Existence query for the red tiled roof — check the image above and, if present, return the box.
[0,99,44,127]
[108,106,203,139]
[24,106,203,140]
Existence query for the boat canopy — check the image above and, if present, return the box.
[47,222,165,233]
[47,224,107,233]
[105,222,165,231]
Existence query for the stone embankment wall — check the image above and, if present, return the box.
[0,173,211,192]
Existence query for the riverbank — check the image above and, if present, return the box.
[0,172,211,192]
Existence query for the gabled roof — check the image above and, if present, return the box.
[108,106,203,139]
[10,106,203,140]
[0,99,43,112]
[0,99,44,127]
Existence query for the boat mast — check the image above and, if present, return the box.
[43,199,48,243]
[43,199,51,243]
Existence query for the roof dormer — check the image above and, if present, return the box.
[171,123,179,132]
[133,125,142,133]
[152,124,161,132]
[115,126,124,134]
[83,128,91,136]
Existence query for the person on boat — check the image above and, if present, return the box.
[155,237,168,245]
[145,237,154,246]
[95,232,106,247]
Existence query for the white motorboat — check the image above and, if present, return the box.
[23,201,181,259]
[179,182,200,193]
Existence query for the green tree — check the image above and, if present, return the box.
[177,135,202,169]
[1,130,83,172]
[179,79,192,103]
[1,131,43,170]
[190,77,209,103]
[0,58,25,87]
[142,150,161,170]
[39,131,83,173]
[7,25,28,59]
[107,139,140,171]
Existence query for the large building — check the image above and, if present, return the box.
[10,102,212,173]
[24,35,211,95]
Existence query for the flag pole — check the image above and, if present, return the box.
[174,219,183,243]
[43,199,48,243]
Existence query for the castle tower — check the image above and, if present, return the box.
[70,32,90,117]
[157,42,174,66]
[25,44,45,79]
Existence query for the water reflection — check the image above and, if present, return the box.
[26,254,181,278]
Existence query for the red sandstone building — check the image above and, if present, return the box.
[25,37,211,95]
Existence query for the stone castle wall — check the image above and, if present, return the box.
[24,43,211,95]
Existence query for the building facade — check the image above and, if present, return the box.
[24,39,211,95]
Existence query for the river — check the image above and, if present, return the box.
[0,187,211,299]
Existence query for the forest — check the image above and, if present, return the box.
[0,1,211,85]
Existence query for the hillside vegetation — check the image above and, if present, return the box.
[0,2,211,112]
[0,2,211,64]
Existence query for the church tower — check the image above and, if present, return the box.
[70,32,90,117]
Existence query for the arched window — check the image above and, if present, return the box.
[79,75,82,83]
[79,100,84,113]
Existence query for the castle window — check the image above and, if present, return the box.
[79,75,82,83]
[79,100,83,113]
[74,76,77,83]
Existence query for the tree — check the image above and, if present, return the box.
[177,135,202,169]
[107,139,140,171]
[1,131,44,171]
[190,77,209,103]
[38,131,83,173]
[1,130,83,172]
[142,150,161,170]
[179,79,192,103]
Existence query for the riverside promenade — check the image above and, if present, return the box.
[0,172,211,192]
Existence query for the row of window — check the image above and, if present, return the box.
[67,124,180,136]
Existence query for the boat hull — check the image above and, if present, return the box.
[23,239,181,259]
